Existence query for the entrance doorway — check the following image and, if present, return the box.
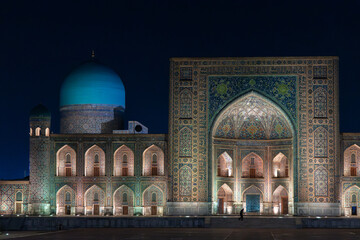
[246,195,260,212]
[65,205,71,215]
[218,198,224,214]
[123,206,128,215]
[93,204,100,215]
[151,206,157,215]
[281,196,288,214]
[15,203,22,214]
[352,206,357,216]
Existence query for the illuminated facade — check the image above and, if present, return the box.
[1,57,360,217]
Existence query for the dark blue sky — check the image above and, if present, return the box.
[1,0,359,179]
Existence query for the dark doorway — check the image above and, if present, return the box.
[218,198,224,214]
[352,206,357,216]
[93,204,100,215]
[151,206,157,215]
[123,206,128,215]
[281,196,288,214]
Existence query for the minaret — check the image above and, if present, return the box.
[28,104,51,215]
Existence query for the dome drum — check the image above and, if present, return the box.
[60,104,124,134]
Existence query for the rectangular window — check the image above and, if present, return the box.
[250,157,255,165]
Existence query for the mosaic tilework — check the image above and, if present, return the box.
[180,89,192,118]
[114,145,135,176]
[315,167,328,197]
[143,185,164,206]
[60,104,124,134]
[179,166,192,197]
[0,183,29,214]
[179,127,192,157]
[169,57,338,209]
[56,145,76,176]
[113,185,134,215]
[213,94,292,139]
[85,145,106,176]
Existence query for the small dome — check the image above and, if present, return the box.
[30,104,51,118]
[60,61,125,108]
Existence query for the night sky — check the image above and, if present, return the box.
[1,0,360,179]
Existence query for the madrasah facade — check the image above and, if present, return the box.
[1,56,360,217]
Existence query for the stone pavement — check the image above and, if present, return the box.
[0,228,360,240]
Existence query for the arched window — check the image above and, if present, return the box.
[351,154,356,163]
[314,88,327,118]
[94,154,99,163]
[151,193,157,203]
[29,128,33,136]
[314,167,328,197]
[352,194,357,203]
[152,154,157,164]
[16,192,22,201]
[66,153,71,163]
[123,154,128,164]
[314,127,328,158]
[45,128,50,136]
[35,127,41,136]
[65,192,71,202]
[123,193,128,203]
[94,193,99,201]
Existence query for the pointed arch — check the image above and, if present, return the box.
[217,183,233,202]
[142,145,164,176]
[142,184,165,207]
[180,89,192,118]
[272,185,289,214]
[179,127,192,157]
[56,185,76,215]
[272,152,288,177]
[242,184,264,200]
[179,166,192,196]
[85,145,105,177]
[343,185,360,208]
[242,152,264,178]
[211,91,295,140]
[114,145,134,176]
[217,151,233,177]
[113,185,135,215]
[45,128,50,136]
[344,144,360,177]
[314,127,328,158]
[314,166,328,197]
[56,145,76,176]
[84,185,106,215]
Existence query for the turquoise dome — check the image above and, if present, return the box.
[60,61,125,108]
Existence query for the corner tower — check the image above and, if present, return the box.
[29,104,51,214]
[59,59,125,133]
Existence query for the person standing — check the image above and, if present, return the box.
[239,208,244,221]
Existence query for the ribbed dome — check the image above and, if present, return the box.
[30,104,51,118]
[60,61,125,108]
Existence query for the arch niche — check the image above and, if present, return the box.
[211,92,295,215]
